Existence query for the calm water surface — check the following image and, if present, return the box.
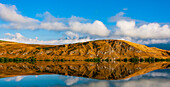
[0,61,169,87]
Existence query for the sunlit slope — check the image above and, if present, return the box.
[0,40,169,60]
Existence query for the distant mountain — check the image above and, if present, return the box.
[147,43,170,50]
[0,40,170,60]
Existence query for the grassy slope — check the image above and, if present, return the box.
[0,40,169,60]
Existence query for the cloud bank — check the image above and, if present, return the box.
[0,3,110,36]
[115,20,170,39]
[0,3,170,45]
[3,32,91,45]
[108,12,170,44]
[0,3,39,23]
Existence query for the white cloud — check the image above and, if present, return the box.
[2,32,170,45]
[36,11,88,22]
[123,8,128,10]
[4,33,38,43]
[36,11,62,22]
[69,16,89,22]
[65,31,79,39]
[115,20,170,39]
[0,3,169,44]
[108,12,146,25]
[1,20,110,36]
[108,12,170,44]
[2,32,91,45]
[0,3,39,23]
[39,22,68,30]
[69,20,110,36]
[109,12,134,22]
[137,39,169,44]
[0,3,110,36]
[5,33,15,37]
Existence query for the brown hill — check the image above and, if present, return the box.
[0,40,169,60]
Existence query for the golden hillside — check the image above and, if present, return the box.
[0,40,169,60]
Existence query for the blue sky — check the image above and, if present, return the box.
[0,0,170,44]
[1,0,169,23]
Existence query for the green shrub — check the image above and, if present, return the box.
[105,58,109,62]
[36,47,41,50]
[155,58,161,62]
[116,59,121,61]
[130,58,139,63]
[72,59,76,61]
[61,59,64,62]
[140,59,144,62]
[44,59,51,61]
[166,59,170,62]
[161,59,166,61]
[85,58,100,62]
[124,58,128,62]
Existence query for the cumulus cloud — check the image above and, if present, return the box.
[2,32,91,45]
[109,12,136,22]
[108,12,146,25]
[109,12,170,40]
[115,20,170,39]
[3,32,169,45]
[0,3,39,23]
[1,3,169,44]
[0,3,110,36]
[69,20,110,36]
[39,22,68,30]
[4,33,39,43]
[108,12,170,44]
[36,11,88,22]
[65,31,79,39]
[1,20,110,36]
[137,39,170,44]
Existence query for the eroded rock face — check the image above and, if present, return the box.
[0,61,169,80]
[0,40,169,60]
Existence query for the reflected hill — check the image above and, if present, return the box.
[0,61,169,80]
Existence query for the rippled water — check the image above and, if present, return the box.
[0,61,169,87]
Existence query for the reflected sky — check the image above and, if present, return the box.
[0,69,169,87]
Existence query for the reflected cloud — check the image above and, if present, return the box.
[35,75,38,78]
[5,76,24,82]
[65,77,79,86]
[147,72,168,77]
[0,69,170,87]
[71,81,110,87]
[114,79,170,87]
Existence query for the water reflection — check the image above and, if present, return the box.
[0,69,169,87]
[0,61,169,80]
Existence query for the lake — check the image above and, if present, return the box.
[0,61,169,87]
